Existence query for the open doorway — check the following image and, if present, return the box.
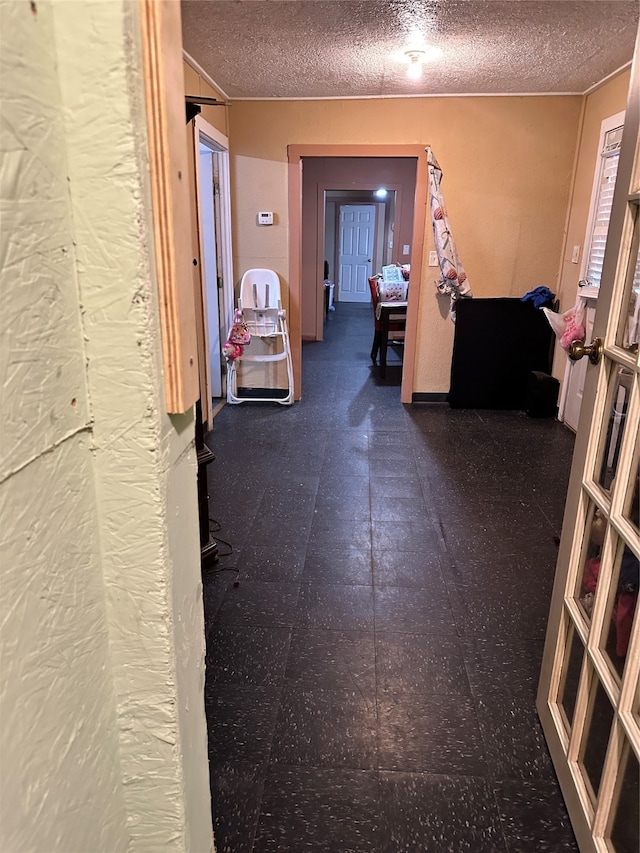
[289,145,428,403]
[301,157,417,339]
[192,116,235,419]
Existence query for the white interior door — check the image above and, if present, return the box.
[562,302,597,431]
[198,146,223,397]
[192,117,235,408]
[538,31,639,853]
[338,204,376,302]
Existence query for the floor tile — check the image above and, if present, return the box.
[302,547,373,585]
[375,633,471,696]
[369,454,418,479]
[374,585,457,635]
[313,493,371,522]
[253,767,380,853]
[494,779,579,852]
[270,685,377,770]
[206,685,280,767]
[235,544,306,583]
[370,494,431,522]
[307,519,372,551]
[369,475,424,500]
[379,772,507,853]
[216,581,301,628]
[256,487,316,518]
[297,584,374,631]
[206,625,291,687]
[210,761,266,853]
[448,581,551,641]
[461,637,545,702]
[377,691,488,775]
[476,695,555,781]
[371,520,438,552]
[320,453,370,478]
[372,549,444,588]
[284,628,376,693]
[247,511,313,546]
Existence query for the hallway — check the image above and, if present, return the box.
[203,302,580,852]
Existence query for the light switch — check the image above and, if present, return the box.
[402,244,410,255]
[428,251,438,267]
[571,245,580,264]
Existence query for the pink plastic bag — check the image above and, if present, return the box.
[543,297,586,351]
[228,309,251,346]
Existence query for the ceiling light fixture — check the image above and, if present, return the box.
[374,187,388,198]
[405,49,425,80]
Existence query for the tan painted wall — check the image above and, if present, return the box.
[1,3,211,851]
[551,69,631,381]
[228,96,582,393]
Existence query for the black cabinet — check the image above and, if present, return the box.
[448,298,556,410]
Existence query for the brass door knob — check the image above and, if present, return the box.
[568,337,603,365]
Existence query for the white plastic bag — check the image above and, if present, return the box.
[543,296,587,352]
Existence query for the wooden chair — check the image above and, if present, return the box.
[368,277,406,371]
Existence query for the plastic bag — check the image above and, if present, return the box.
[228,309,251,346]
[543,296,586,352]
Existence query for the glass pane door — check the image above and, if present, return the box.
[537,28,640,853]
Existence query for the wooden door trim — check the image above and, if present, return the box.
[139,0,199,413]
[191,123,214,429]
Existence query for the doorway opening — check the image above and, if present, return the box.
[289,146,428,403]
[192,116,235,423]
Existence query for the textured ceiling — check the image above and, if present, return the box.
[181,0,639,99]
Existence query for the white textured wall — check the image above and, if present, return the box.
[0,2,129,850]
[1,1,212,851]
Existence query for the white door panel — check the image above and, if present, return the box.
[338,204,375,303]
[562,305,597,431]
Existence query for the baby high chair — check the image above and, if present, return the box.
[227,268,294,405]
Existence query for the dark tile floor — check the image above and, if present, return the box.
[204,302,580,853]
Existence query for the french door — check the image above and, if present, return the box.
[537,28,640,853]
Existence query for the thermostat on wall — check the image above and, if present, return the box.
[257,211,274,225]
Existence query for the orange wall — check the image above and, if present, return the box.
[228,95,582,393]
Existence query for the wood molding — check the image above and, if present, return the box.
[287,155,303,400]
[140,0,199,413]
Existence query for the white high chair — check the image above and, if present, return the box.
[227,268,294,405]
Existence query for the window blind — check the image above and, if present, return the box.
[584,125,624,288]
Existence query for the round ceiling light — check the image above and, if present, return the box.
[404,45,443,80]
[406,51,424,79]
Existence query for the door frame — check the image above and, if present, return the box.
[559,109,627,431]
[192,115,235,428]
[288,144,428,404]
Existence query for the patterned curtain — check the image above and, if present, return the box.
[426,147,472,319]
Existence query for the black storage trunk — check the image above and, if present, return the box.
[448,298,556,410]
[525,370,560,418]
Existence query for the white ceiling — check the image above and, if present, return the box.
[180,0,639,100]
